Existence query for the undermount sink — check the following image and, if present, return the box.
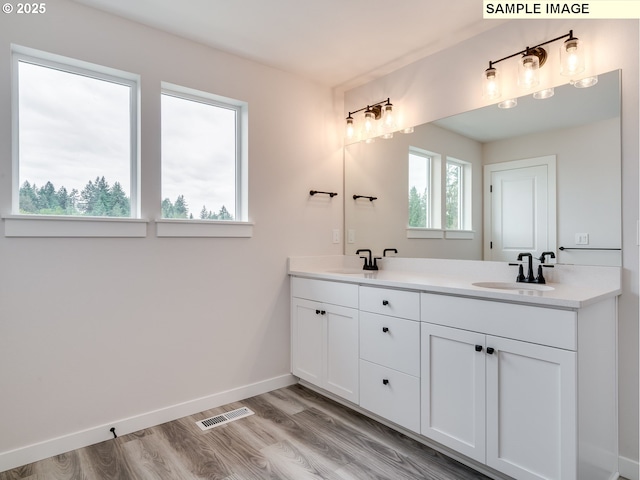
[472,281,555,292]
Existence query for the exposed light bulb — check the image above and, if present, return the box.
[363,108,376,139]
[560,37,585,77]
[518,54,540,89]
[345,115,354,139]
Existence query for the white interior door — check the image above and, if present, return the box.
[484,156,556,262]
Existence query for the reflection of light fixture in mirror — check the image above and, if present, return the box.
[484,30,587,101]
[560,33,585,77]
[498,98,517,109]
[381,100,396,139]
[401,126,414,134]
[572,75,599,88]
[533,87,555,99]
[483,66,501,99]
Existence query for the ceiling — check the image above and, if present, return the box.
[71,0,505,90]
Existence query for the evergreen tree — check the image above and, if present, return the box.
[173,195,188,218]
[19,181,38,213]
[218,205,232,220]
[162,198,175,218]
[408,186,427,227]
[110,182,130,217]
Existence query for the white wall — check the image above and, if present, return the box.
[345,19,639,470]
[0,0,342,470]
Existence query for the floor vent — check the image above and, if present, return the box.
[196,406,254,431]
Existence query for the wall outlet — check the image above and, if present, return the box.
[348,229,356,244]
[575,233,589,245]
[332,229,340,244]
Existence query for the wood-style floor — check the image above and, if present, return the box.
[1,384,494,480]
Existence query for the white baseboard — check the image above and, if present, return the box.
[619,455,639,480]
[0,374,296,473]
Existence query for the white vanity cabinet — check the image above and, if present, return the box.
[358,286,421,433]
[290,277,359,403]
[421,293,617,480]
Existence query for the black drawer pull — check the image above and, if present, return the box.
[315,309,320,315]
[382,379,389,385]
[382,300,389,306]
[486,347,495,355]
[320,310,326,315]
[382,327,389,333]
[475,345,483,352]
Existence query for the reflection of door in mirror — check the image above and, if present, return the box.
[485,156,556,262]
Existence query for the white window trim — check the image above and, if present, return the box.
[10,45,141,229]
[160,82,249,234]
[155,219,254,238]
[3,215,148,237]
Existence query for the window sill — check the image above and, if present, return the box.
[445,230,475,240]
[407,228,444,239]
[155,219,254,238]
[406,228,475,240]
[3,215,148,237]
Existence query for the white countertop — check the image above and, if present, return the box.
[288,256,622,309]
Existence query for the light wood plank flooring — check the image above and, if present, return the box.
[1,384,495,480]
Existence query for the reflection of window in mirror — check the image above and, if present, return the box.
[445,157,472,231]
[408,147,441,229]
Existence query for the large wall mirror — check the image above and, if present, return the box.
[344,69,621,266]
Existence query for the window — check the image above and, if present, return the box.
[445,157,472,231]
[161,84,246,222]
[12,48,138,218]
[408,150,431,228]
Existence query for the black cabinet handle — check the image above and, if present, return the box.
[382,379,389,385]
[475,345,483,352]
[320,310,326,315]
[382,300,389,306]
[315,309,320,315]
[486,347,495,355]
[382,327,389,333]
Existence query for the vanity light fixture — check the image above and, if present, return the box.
[483,30,590,103]
[533,87,555,99]
[345,98,400,142]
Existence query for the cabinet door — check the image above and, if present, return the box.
[485,335,576,480]
[421,323,486,463]
[291,298,323,385]
[325,304,359,403]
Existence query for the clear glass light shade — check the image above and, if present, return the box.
[345,117,355,139]
[560,37,585,77]
[363,110,376,138]
[518,54,540,89]
[381,103,396,139]
[533,87,554,99]
[572,75,598,88]
[498,98,517,109]
[483,67,501,100]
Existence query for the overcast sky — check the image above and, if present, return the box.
[19,61,236,218]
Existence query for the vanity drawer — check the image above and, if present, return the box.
[421,293,577,350]
[291,277,358,308]
[359,286,420,320]
[360,312,420,376]
[359,359,420,433]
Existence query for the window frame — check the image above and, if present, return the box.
[6,46,145,237]
[157,82,251,237]
[11,45,141,220]
[445,156,472,232]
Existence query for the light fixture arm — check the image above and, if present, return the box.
[487,30,576,69]
[347,98,390,120]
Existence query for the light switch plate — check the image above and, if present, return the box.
[575,233,589,245]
